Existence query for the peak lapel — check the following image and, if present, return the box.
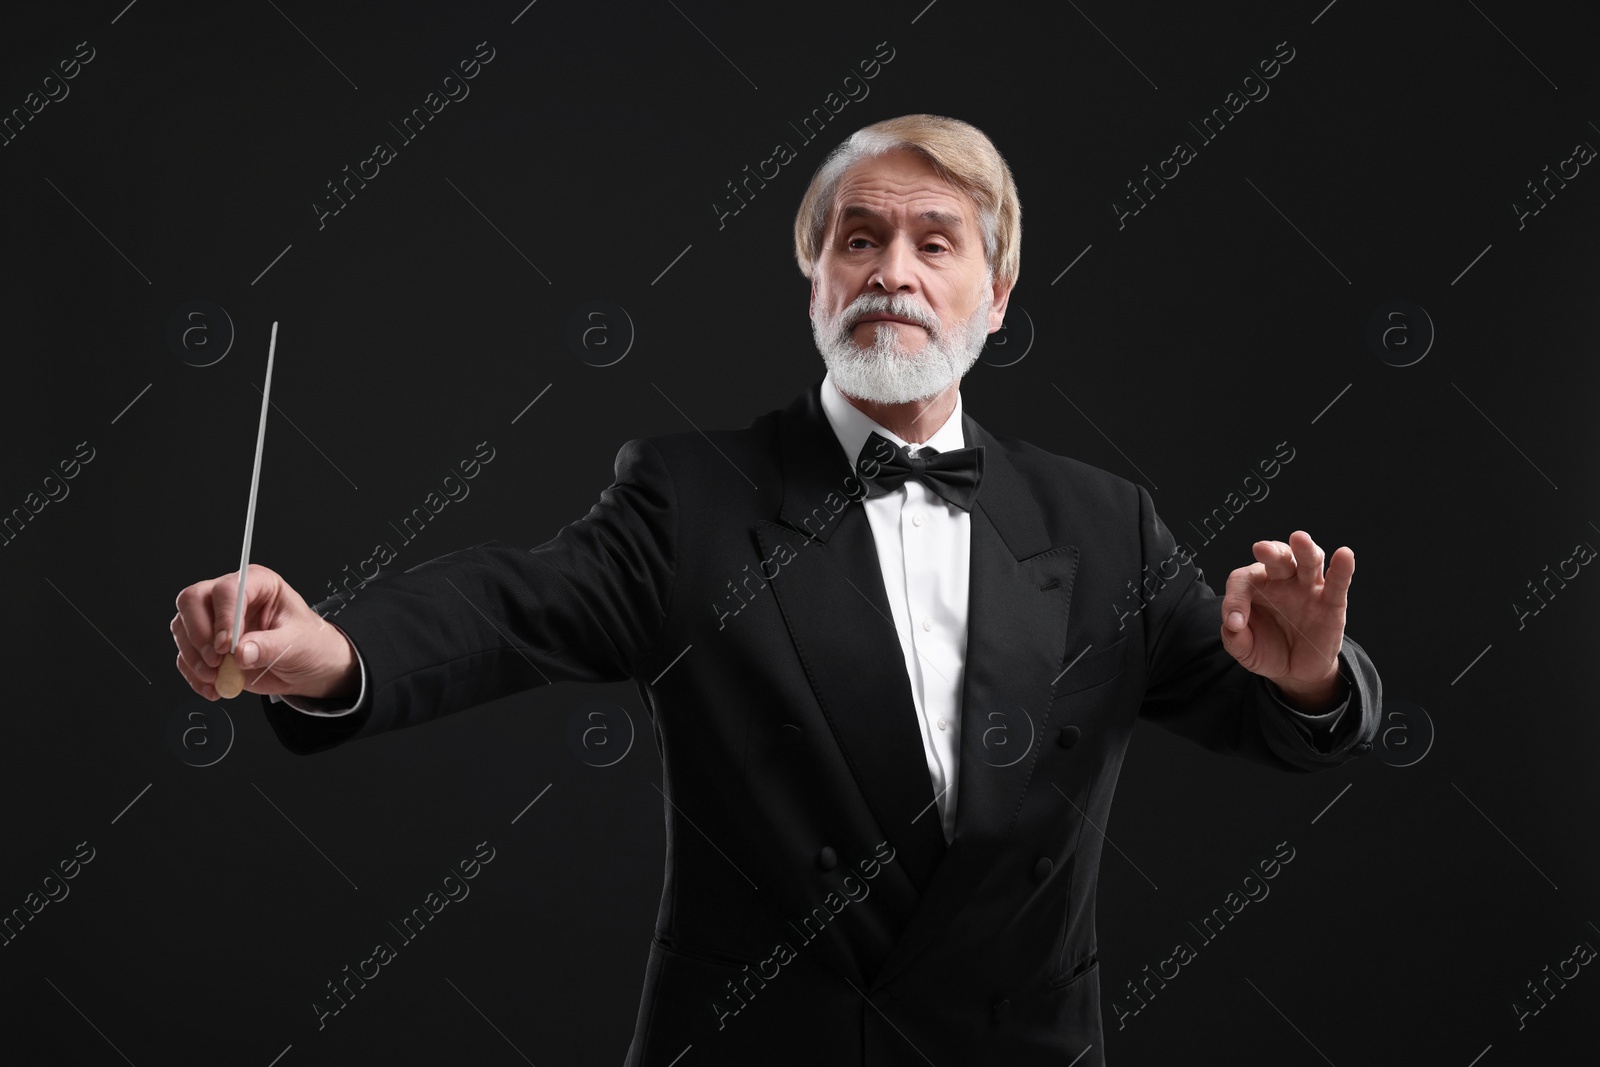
[756,383,950,894]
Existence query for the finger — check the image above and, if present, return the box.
[1252,540,1296,580]
[1291,531,1325,589]
[170,616,217,682]
[209,564,273,653]
[209,571,242,652]
[1221,561,1268,632]
[174,587,221,668]
[174,651,219,701]
[1324,546,1355,605]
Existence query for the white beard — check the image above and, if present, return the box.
[813,290,993,405]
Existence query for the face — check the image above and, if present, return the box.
[809,147,1012,404]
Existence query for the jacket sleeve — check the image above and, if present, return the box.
[259,437,677,754]
[1132,483,1381,771]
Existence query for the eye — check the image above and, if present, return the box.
[847,237,873,249]
[921,241,947,253]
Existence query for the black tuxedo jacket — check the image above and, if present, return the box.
[263,380,1382,1065]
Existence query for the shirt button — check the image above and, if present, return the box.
[816,846,838,872]
[937,718,948,731]
[1033,857,1053,882]
[992,998,1010,1020]
[911,513,924,527]
[921,618,933,632]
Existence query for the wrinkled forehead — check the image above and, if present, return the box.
[825,150,979,236]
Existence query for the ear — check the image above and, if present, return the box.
[809,278,816,320]
[986,274,1015,333]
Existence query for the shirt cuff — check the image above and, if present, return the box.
[1267,680,1350,733]
[267,641,367,717]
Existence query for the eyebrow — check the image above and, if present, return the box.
[839,204,965,230]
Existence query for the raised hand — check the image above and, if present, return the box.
[1219,530,1353,712]
[171,564,358,702]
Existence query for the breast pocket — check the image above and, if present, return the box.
[1052,634,1129,697]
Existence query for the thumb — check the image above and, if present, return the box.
[1219,612,1253,665]
[234,629,282,672]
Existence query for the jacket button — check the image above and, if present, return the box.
[817,846,837,871]
[992,997,1010,1020]
[779,724,802,745]
[1356,740,1373,753]
[1057,725,1082,749]
[1033,857,1053,882]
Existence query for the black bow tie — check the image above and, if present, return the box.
[856,431,984,511]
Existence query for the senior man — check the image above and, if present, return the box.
[172,114,1381,1064]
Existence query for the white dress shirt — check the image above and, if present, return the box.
[276,373,1349,844]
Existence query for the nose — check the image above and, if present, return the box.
[869,237,917,294]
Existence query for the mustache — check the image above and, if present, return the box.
[841,294,940,334]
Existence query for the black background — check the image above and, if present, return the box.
[3,0,1597,1063]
